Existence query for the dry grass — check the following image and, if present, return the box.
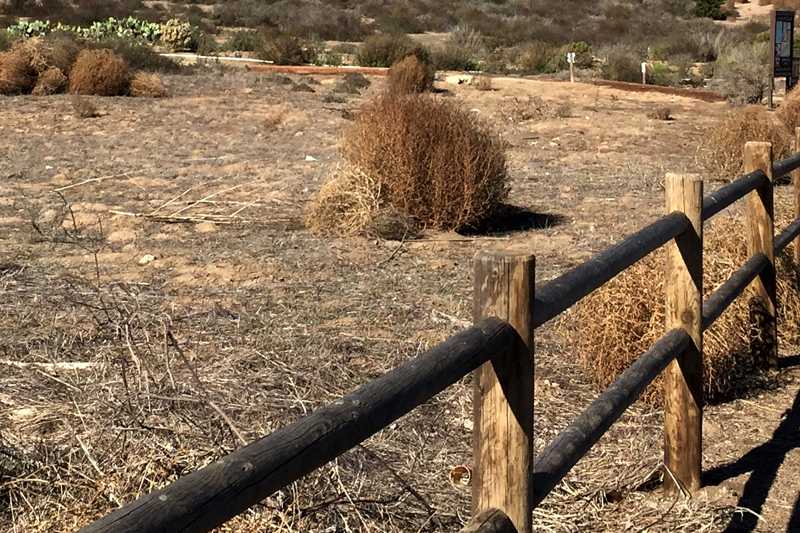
[560,213,800,405]
[32,67,67,96]
[19,34,81,76]
[647,106,672,120]
[305,165,384,236]
[502,96,572,122]
[699,105,791,180]
[387,55,434,94]
[68,49,130,96]
[472,75,493,91]
[70,94,98,118]
[339,93,508,231]
[0,47,36,95]
[777,85,800,133]
[128,71,167,98]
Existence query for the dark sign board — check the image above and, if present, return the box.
[772,10,795,78]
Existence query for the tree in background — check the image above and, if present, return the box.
[694,0,727,20]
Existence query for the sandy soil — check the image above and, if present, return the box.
[722,1,774,26]
[1,69,799,532]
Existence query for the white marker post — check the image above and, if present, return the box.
[641,62,647,85]
[567,52,576,83]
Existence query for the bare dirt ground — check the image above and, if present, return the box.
[722,1,773,27]
[1,68,799,532]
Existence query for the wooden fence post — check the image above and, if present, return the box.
[473,251,534,533]
[744,142,778,369]
[663,173,703,495]
[793,128,800,266]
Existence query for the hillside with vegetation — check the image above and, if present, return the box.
[0,0,776,101]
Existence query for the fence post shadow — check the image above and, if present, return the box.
[788,492,800,532]
[702,388,800,533]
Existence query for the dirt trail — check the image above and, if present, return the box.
[722,1,774,26]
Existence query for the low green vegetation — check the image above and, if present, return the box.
[7,17,162,42]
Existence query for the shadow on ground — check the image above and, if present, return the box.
[461,204,566,236]
[703,383,800,532]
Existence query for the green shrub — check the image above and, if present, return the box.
[694,0,726,20]
[515,41,557,74]
[194,32,219,56]
[600,44,642,82]
[227,30,259,52]
[214,0,273,27]
[356,33,428,68]
[432,44,478,71]
[550,41,593,71]
[92,37,182,73]
[447,25,485,58]
[160,18,195,51]
[714,41,770,104]
[0,30,14,52]
[267,0,370,41]
[375,5,425,34]
[8,17,163,43]
[313,51,343,67]
[648,62,680,86]
[255,31,315,65]
[332,43,358,55]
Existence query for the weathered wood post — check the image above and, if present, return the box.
[663,173,703,495]
[793,128,800,266]
[472,251,534,533]
[744,142,778,368]
[460,508,518,533]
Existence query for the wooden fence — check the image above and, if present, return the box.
[80,131,800,533]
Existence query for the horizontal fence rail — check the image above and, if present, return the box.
[80,319,521,533]
[771,151,800,179]
[701,170,767,221]
[702,253,769,330]
[776,218,800,254]
[531,328,692,506]
[533,212,690,328]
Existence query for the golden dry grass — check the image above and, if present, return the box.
[777,85,800,134]
[560,213,800,405]
[18,35,81,75]
[305,165,384,236]
[32,67,67,96]
[129,71,167,98]
[339,93,508,231]
[699,105,791,180]
[472,75,493,91]
[68,48,130,96]
[0,47,36,95]
[387,55,434,94]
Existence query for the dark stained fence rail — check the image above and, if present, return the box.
[776,219,800,254]
[702,253,769,330]
[533,212,690,328]
[772,152,800,179]
[701,170,767,221]
[531,329,691,506]
[80,319,521,533]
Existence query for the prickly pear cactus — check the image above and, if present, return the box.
[160,19,194,51]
